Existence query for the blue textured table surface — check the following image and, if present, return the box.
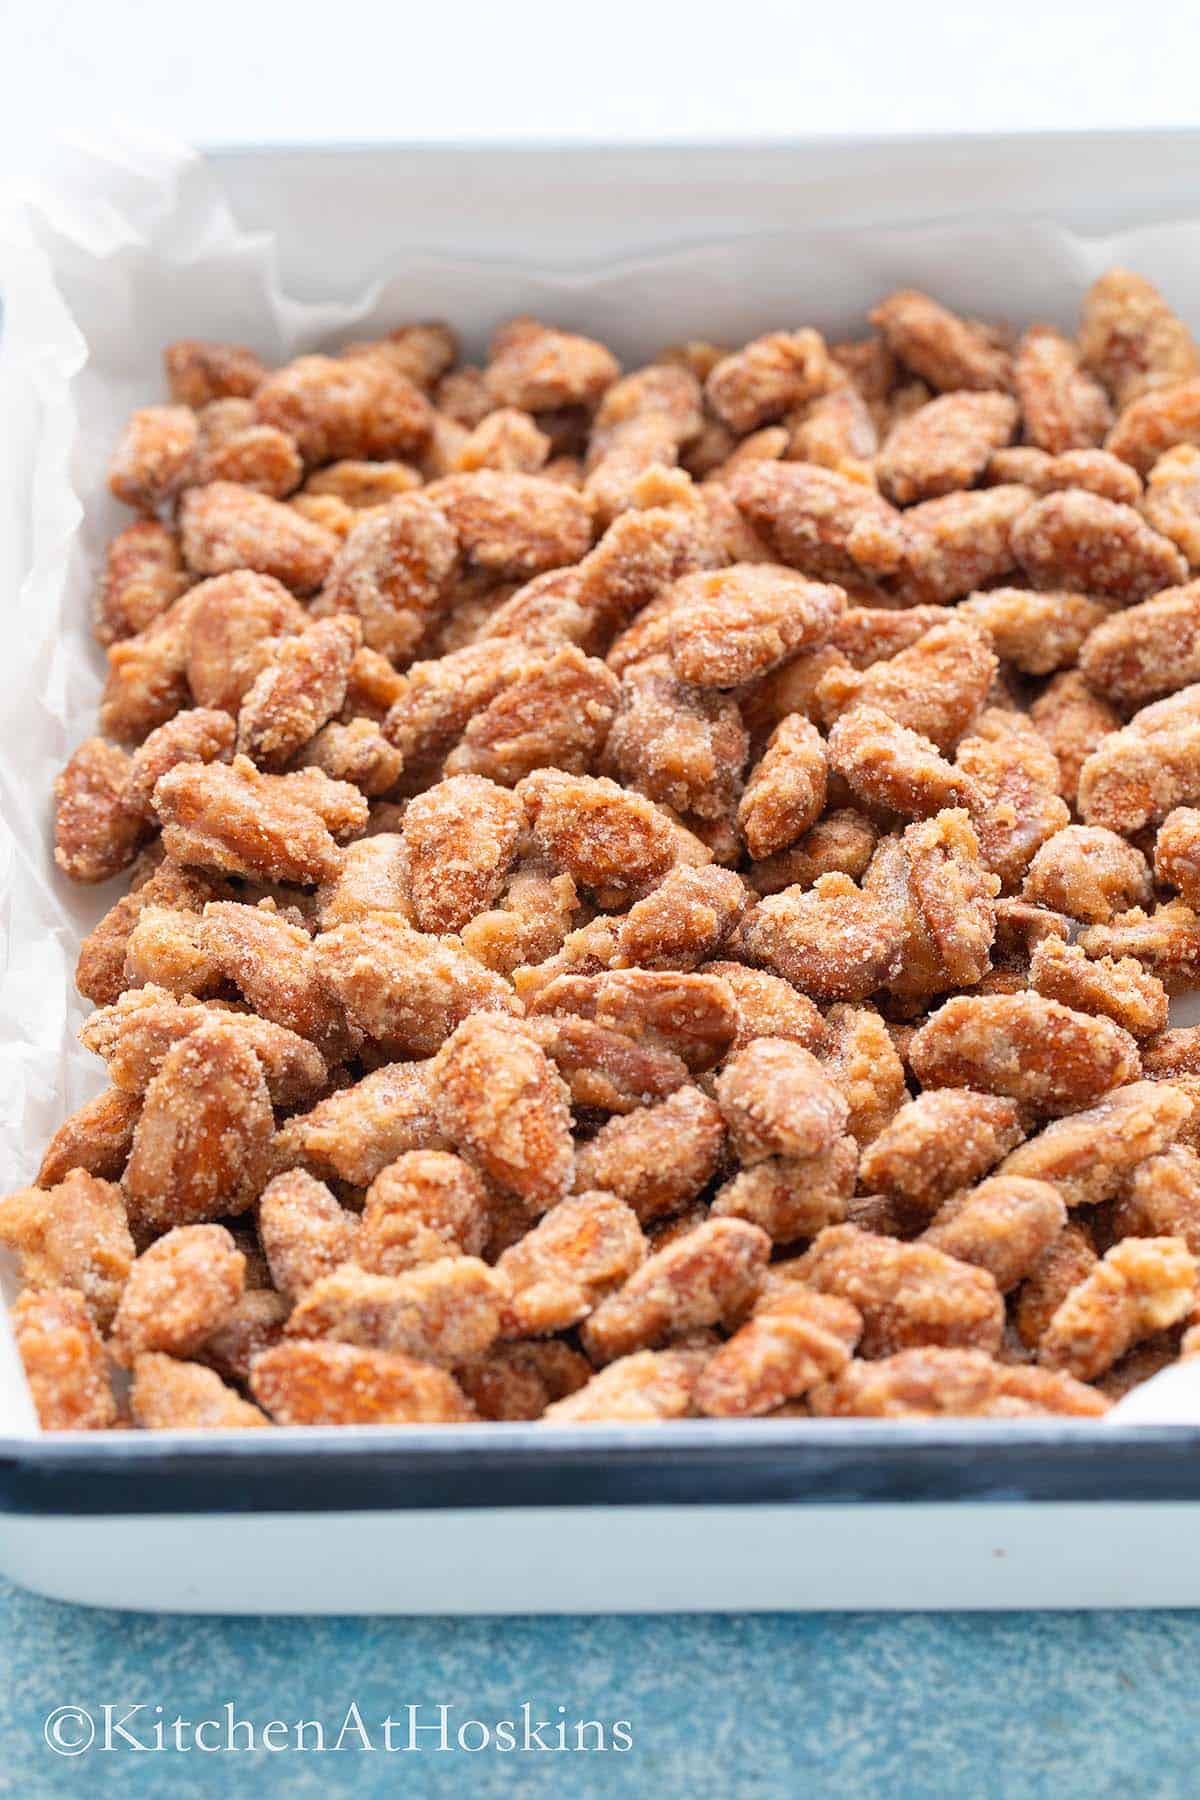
[2,1580,1197,1797]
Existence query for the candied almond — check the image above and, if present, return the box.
[400,773,524,934]
[130,1354,267,1429]
[1012,490,1186,602]
[0,1170,134,1332]
[727,461,909,586]
[37,1086,141,1189]
[180,481,337,595]
[314,914,518,1058]
[858,1090,1024,1214]
[54,738,145,883]
[920,1176,1066,1293]
[430,1013,573,1212]
[571,1084,724,1224]
[735,872,904,1004]
[1029,936,1169,1040]
[809,1346,1106,1418]
[910,992,1140,1116]
[580,1217,770,1364]
[258,1169,359,1300]
[286,1256,504,1367]
[695,1288,861,1418]
[1014,324,1112,453]
[542,1348,708,1422]
[737,715,827,858]
[445,645,620,786]
[1039,1235,1197,1380]
[715,1039,847,1164]
[358,1151,489,1275]
[121,1018,274,1235]
[251,1339,473,1424]
[13,1289,117,1431]
[110,1224,245,1366]
[817,618,996,753]
[1079,268,1200,408]
[795,1223,1004,1356]
[275,1059,445,1188]
[711,1141,856,1243]
[236,615,360,768]
[95,520,189,646]
[831,707,972,819]
[496,1191,646,1336]
[998,1080,1190,1208]
[877,390,1017,504]
[870,289,1013,393]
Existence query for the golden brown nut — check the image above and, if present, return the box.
[1039,1236,1197,1380]
[727,461,909,586]
[706,329,836,432]
[0,1170,134,1332]
[258,1169,359,1300]
[456,1341,592,1421]
[518,768,688,907]
[130,1353,268,1429]
[817,1002,907,1149]
[877,391,1017,504]
[124,708,236,820]
[909,992,1141,1116]
[603,656,748,821]
[736,871,904,1004]
[710,1141,856,1242]
[495,1190,646,1336]
[250,1339,473,1424]
[274,1059,445,1187]
[53,738,145,883]
[109,405,199,511]
[314,914,518,1058]
[809,1346,1107,1418]
[955,728,1070,892]
[180,482,338,594]
[580,1217,770,1364]
[254,353,431,464]
[1079,267,1200,407]
[154,755,366,885]
[484,317,619,412]
[429,1013,573,1212]
[700,960,827,1059]
[737,715,827,858]
[357,1150,489,1275]
[864,809,999,1000]
[185,571,306,715]
[444,645,620,786]
[1012,490,1186,602]
[165,339,266,408]
[998,1081,1191,1207]
[919,1176,1066,1293]
[858,1090,1025,1214]
[13,1289,117,1430]
[1029,936,1169,1040]
[1014,324,1113,453]
[795,1223,1004,1356]
[541,1347,709,1422]
[236,615,360,768]
[1022,825,1152,923]
[1140,444,1200,566]
[960,588,1108,676]
[1077,900,1200,993]
[715,1039,848,1164]
[399,773,524,934]
[110,1224,245,1366]
[817,618,997,753]
[827,706,977,819]
[121,1018,274,1235]
[572,1085,726,1223]
[36,1086,142,1189]
[1078,583,1200,712]
[695,1288,861,1417]
[870,290,1013,392]
[95,520,190,646]
[285,1256,504,1367]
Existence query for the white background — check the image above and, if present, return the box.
[2,0,1199,158]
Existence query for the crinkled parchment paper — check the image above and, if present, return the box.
[3,131,1200,1430]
